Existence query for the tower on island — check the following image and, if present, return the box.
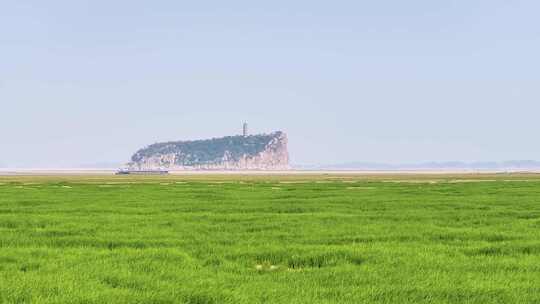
[243,122,248,137]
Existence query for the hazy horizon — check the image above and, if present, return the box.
[2,1,540,167]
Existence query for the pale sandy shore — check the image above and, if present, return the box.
[1,168,539,176]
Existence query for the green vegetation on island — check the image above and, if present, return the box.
[131,132,283,166]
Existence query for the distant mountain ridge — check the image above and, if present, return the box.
[295,160,540,171]
[129,131,289,170]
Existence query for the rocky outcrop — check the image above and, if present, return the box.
[128,131,290,170]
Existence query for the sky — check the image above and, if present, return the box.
[1,0,540,167]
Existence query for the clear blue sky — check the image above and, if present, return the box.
[1,0,539,167]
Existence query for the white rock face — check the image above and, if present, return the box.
[129,132,290,170]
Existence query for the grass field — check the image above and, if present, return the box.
[1,173,540,303]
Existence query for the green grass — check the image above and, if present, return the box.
[1,174,540,303]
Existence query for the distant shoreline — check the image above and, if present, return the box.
[1,168,540,175]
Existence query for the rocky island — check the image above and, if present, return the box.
[128,131,289,170]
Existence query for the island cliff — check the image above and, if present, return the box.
[128,131,289,170]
